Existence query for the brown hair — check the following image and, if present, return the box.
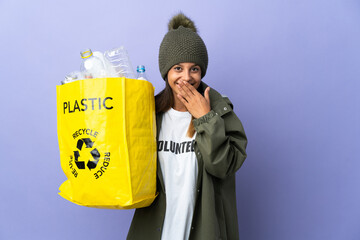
[155,79,196,138]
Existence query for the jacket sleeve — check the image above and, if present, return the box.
[193,98,247,179]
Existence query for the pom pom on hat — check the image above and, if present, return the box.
[168,12,198,32]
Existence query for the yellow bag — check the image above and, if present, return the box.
[56,77,157,209]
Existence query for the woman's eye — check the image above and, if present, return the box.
[174,66,182,71]
[191,67,199,72]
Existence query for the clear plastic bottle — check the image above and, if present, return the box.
[62,74,76,85]
[61,71,84,84]
[93,51,118,77]
[104,47,136,79]
[136,65,147,81]
[80,49,107,78]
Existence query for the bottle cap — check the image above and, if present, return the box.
[80,49,93,59]
[137,65,145,73]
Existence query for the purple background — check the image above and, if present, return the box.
[0,0,359,239]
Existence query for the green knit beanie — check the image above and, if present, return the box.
[159,13,208,80]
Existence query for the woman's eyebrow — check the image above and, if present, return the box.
[177,63,199,67]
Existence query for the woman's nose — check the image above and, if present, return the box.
[182,71,191,81]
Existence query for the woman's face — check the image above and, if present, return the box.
[167,62,202,96]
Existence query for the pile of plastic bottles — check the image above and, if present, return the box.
[62,46,147,84]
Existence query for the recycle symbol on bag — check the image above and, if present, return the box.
[73,138,101,170]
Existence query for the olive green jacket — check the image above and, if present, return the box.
[127,82,247,240]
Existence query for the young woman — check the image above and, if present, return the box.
[127,13,247,240]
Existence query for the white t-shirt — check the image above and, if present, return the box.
[158,108,198,240]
